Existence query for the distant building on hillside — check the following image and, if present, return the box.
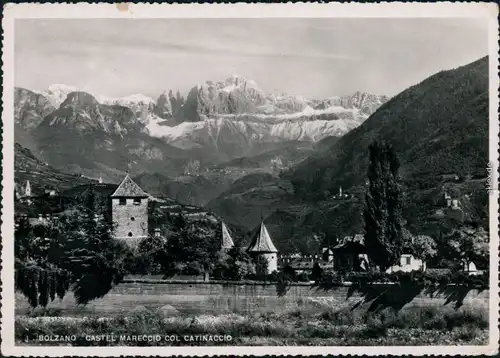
[110,175,149,246]
[25,180,31,197]
[440,189,462,210]
[332,186,352,200]
[45,189,57,197]
[17,180,33,205]
[248,221,278,274]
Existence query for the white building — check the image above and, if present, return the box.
[386,254,426,273]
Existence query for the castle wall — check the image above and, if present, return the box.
[15,281,489,317]
[111,197,148,242]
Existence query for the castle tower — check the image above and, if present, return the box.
[339,186,342,197]
[221,221,235,250]
[110,175,149,245]
[25,180,31,197]
[248,221,278,274]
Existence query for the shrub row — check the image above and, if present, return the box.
[317,270,489,290]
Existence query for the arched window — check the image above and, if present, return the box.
[130,217,135,221]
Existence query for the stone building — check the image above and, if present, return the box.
[248,221,278,274]
[110,175,149,245]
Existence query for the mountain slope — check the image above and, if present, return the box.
[15,143,92,195]
[291,56,489,196]
[209,57,490,252]
[32,91,196,181]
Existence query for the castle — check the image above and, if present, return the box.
[110,175,278,273]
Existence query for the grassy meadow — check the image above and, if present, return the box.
[16,304,488,346]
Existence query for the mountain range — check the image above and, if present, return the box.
[14,76,387,181]
[13,57,489,254]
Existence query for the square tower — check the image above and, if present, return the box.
[110,175,149,246]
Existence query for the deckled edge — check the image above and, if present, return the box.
[1,2,499,357]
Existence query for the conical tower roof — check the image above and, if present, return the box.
[110,175,148,198]
[248,222,278,253]
[221,222,235,249]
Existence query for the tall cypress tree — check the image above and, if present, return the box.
[363,140,404,271]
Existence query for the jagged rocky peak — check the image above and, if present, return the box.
[176,74,310,121]
[14,87,55,130]
[344,91,390,115]
[43,84,81,107]
[61,91,101,108]
[311,91,389,116]
[154,92,173,118]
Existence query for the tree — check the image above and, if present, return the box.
[212,247,255,280]
[15,185,130,308]
[254,255,270,277]
[283,264,297,281]
[311,262,324,283]
[363,140,405,271]
[147,216,222,278]
[14,216,71,309]
[410,235,437,263]
[445,225,489,270]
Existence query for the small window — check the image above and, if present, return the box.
[130,217,135,221]
[133,198,141,205]
[128,232,133,237]
[405,256,411,265]
[119,198,126,205]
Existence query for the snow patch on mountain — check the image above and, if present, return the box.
[40,84,156,109]
[145,115,360,150]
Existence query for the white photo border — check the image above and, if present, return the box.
[1,2,499,356]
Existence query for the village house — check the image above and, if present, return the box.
[385,254,425,273]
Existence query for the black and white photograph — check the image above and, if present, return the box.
[1,3,499,356]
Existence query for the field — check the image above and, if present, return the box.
[16,305,488,346]
[15,281,490,346]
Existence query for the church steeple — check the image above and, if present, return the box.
[25,180,31,197]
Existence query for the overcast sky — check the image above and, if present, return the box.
[15,18,488,99]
